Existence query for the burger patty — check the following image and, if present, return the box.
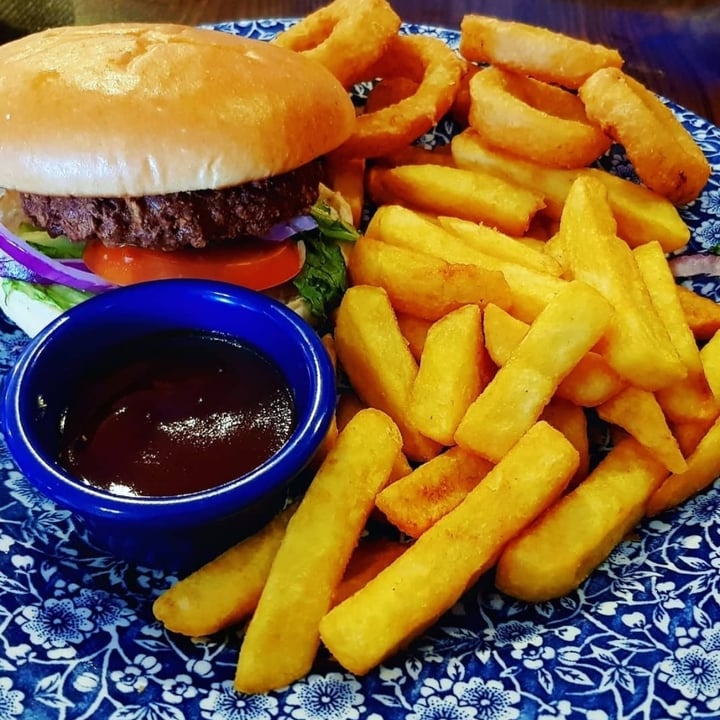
[20,160,323,251]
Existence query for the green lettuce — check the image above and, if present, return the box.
[293,200,359,321]
[0,279,92,336]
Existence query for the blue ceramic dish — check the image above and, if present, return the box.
[1,278,336,570]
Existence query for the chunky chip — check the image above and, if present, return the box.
[455,281,612,462]
[334,284,443,461]
[367,163,545,235]
[556,175,686,391]
[496,437,667,602]
[451,129,691,252]
[320,421,578,675]
[234,408,402,693]
[349,234,513,322]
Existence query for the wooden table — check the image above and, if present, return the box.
[1,0,718,126]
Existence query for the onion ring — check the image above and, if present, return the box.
[468,66,611,168]
[579,67,711,205]
[272,0,401,88]
[365,76,419,115]
[460,14,623,90]
[337,34,465,159]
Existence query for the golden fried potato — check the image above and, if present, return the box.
[701,330,720,401]
[396,312,432,360]
[367,163,545,235]
[647,414,720,516]
[333,538,409,606]
[455,281,612,462]
[540,397,590,485]
[483,302,624,407]
[496,436,667,602]
[596,387,687,474]
[366,205,565,323]
[557,175,686,391]
[408,304,484,445]
[320,421,578,675]
[235,408,402,693]
[349,234,513,322]
[633,241,718,423]
[325,152,366,227]
[153,503,296,637]
[334,284,442,461]
[677,285,720,342]
[437,214,562,276]
[451,128,690,252]
[335,389,413,483]
[376,445,493,537]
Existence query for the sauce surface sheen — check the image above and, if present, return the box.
[59,330,296,497]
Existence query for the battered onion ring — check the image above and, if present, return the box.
[468,66,611,168]
[579,67,711,205]
[460,14,623,90]
[365,76,419,115]
[272,0,401,88]
[337,34,465,159]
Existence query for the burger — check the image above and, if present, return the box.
[0,22,359,335]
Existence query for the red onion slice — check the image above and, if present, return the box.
[669,253,720,278]
[0,222,115,293]
[260,215,318,242]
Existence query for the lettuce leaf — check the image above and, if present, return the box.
[294,201,359,320]
[0,279,91,337]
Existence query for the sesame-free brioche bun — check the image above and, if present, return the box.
[0,23,357,197]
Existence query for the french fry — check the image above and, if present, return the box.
[596,387,687,474]
[558,175,686,391]
[349,234,513,322]
[325,152,366,227]
[633,241,718,423]
[496,436,667,602]
[334,284,442,461]
[375,445,494,537]
[451,128,690,252]
[540,397,590,485]
[677,284,720,342]
[366,205,566,323]
[646,414,720,516]
[701,329,720,400]
[437,214,562,276]
[336,390,366,431]
[408,304,484,445]
[333,538,409,606]
[366,163,545,236]
[670,419,711,458]
[153,503,296,637]
[483,302,624,407]
[377,143,457,168]
[455,281,612,462]
[320,421,578,675]
[234,408,402,693]
[396,312,432,360]
[336,389,413,482]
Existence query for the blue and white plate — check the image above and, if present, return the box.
[1,20,720,720]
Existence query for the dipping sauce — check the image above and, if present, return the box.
[58,330,296,497]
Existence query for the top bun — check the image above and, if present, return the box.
[0,23,356,196]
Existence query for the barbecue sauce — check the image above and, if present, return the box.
[59,330,296,497]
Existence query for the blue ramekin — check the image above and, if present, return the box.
[1,279,336,571]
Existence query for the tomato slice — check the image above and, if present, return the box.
[82,238,303,290]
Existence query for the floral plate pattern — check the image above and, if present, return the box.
[1,19,720,720]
